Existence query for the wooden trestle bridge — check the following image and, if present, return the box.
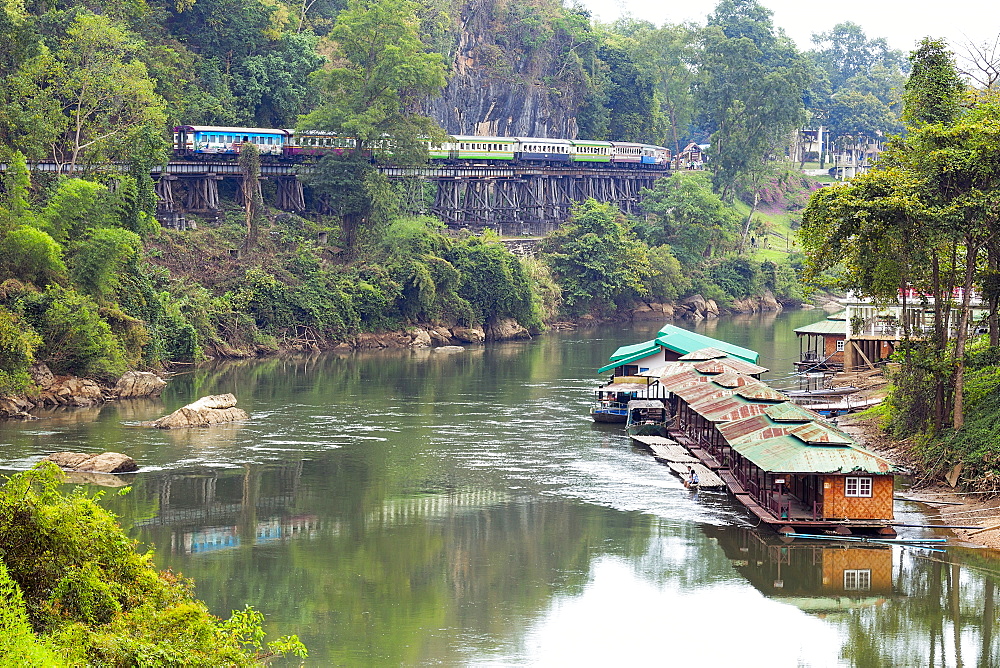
[25,159,670,235]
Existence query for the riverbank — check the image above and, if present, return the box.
[839,412,1000,550]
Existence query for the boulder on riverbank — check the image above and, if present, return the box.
[149,393,249,429]
[485,318,530,341]
[115,371,167,398]
[42,451,139,473]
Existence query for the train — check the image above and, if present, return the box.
[172,125,673,169]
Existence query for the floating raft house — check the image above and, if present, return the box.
[596,327,900,535]
[597,324,760,376]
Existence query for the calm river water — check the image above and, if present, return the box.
[2,310,999,666]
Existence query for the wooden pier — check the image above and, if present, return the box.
[630,435,725,488]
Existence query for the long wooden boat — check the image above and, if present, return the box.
[590,401,627,423]
[625,399,671,437]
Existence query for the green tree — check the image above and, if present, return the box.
[49,13,167,171]
[540,199,650,316]
[18,286,126,380]
[0,225,67,288]
[238,142,264,253]
[305,152,398,254]
[0,465,306,664]
[801,43,996,433]
[70,227,143,302]
[696,0,810,201]
[635,23,699,154]
[637,170,742,268]
[299,0,447,158]
[0,307,41,394]
[448,236,540,330]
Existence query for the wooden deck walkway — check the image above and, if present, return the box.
[630,435,724,488]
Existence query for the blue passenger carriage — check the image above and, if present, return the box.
[515,138,572,165]
[173,126,288,156]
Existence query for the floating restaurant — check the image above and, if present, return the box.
[596,329,900,536]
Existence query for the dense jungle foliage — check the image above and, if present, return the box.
[1,0,999,653]
[0,465,307,664]
[802,39,1000,492]
[0,0,902,396]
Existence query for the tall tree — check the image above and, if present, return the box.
[802,40,1000,434]
[48,13,166,171]
[539,199,650,316]
[633,23,699,154]
[299,0,448,160]
[696,0,810,201]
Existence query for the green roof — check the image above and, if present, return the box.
[597,340,662,374]
[795,313,847,336]
[598,326,759,374]
[732,434,894,474]
[656,324,759,363]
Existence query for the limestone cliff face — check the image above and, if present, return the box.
[426,0,593,138]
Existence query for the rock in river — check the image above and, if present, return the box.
[150,393,249,429]
[43,451,139,473]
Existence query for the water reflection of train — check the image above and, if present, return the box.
[713,526,894,613]
[175,514,321,555]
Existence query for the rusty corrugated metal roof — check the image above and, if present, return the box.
[674,382,735,403]
[717,415,786,443]
[732,434,894,474]
[714,358,770,375]
[692,361,729,374]
[736,384,787,402]
[713,371,756,388]
[692,394,772,421]
[708,403,772,422]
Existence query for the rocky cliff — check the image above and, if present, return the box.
[426,0,595,138]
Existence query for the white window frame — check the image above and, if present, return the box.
[836,339,846,352]
[844,569,871,591]
[845,476,873,497]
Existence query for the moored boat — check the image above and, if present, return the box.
[590,400,627,423]
[625,399,671,437]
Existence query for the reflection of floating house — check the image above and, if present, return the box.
[655,359,898,535]
[176,515,321,555]
[715,526,893,612]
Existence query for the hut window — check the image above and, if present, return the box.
[845,476,872,497]
[843,569,871,591]
[836,340,846,351]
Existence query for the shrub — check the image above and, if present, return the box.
[0,306,41,394]
[17,286,126,380]
[0,465,306,665]
[0,226,67,288]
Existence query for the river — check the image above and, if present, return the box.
[1,310,998,666]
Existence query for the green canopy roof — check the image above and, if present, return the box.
[656,324,759,363]
[598,325,759,374]
[597,340,663,374]
[794,313,847,336]
[732,434,894,474]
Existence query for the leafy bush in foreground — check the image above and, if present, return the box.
[0,464,306,666]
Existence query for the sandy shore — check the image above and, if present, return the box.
[839,413,1000,550]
